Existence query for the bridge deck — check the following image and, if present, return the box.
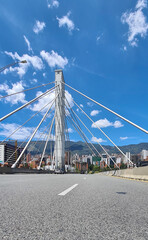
[0,174,148,240]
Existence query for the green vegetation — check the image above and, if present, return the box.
[16,141,148,156]
[120,163,127,169]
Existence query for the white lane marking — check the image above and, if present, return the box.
[58,184,78,196]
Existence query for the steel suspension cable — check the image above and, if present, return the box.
[65,100,116,169]
[0,86,55,123]
[0,82,54,99]
[62,82,148,134]
[0,98,54,145]
[6,128,35,164]
[66,109,98,157]
[23,112,54,162]
[65,105,99,156]
[38,116,55,169]
[65,116,70,157]
[66,106,112,170]
[73,100,134,167]
[11,93,59,168]
[67,116,96,157]
[66,114,96,156]
[5,108,54,164]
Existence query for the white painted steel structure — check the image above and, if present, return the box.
[0,69,147,170]
[54,70,65,170]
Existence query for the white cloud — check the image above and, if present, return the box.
[136,0,147,9]
[120,136,128,140]
[65,90,74,108]
[114,121,124,128]
[66,128,74,133]
[0,123,33,140]
[121,0,148,46]
[30,89,74,113]
[56,11,75,32]
[123,46,127,51]
[90,110,100,116]
[47,0,59,8]
[40,50,68,69]
[33,72,36,76]
[91,118,124,129]
[23,35,33,53]
[91,136,106,143]
[33,20,46,34]
[30,90,55,113]
[80,104,83,108]
[4,51,44,77]
[87,102,94,107]
[43,73,46,78]
[0,81,26,105]
[0,123,54,141]
[31,78,38,84]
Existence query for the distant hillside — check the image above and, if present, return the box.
[16,141,148,156]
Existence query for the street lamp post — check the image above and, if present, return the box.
[0,60,27,73]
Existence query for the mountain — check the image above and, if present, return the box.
[16,141,148,156]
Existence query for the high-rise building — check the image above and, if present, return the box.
[141,150,148,160]
[0,143,25,166]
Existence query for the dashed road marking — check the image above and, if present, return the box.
[58,184,78,196]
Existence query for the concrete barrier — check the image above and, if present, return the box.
[103,166,148,181]
[0,167,53,174]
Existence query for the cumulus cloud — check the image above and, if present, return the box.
[31,78,38,84]
[47,0,59,8]
[0,123,54,141]
[30,89,74,113]
[56,11,75,32]
[33,20,46,34]
[4,51,44,77]
[91,136,106,143]
[113,121,124,128]
[90,110,100,116]
[80,104,83,108]
[87,102,94,107]
[123,46,127,51]
[0,81,27,105]
[66,128,74,133]
[65,90,74,108]
[0,123,34,140]
[120,136,128,140]
[121,0,148,46]
[23,35,33,53]
[91,118,124,129]
[40,50,68,69]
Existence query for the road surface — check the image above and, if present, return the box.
[0,174,148,240]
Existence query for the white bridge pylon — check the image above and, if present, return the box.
[0,69,147,169]
[54,70,65,170]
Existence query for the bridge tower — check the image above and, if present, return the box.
[55,70,65,170]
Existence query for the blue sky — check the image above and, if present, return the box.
[0,0,148,146]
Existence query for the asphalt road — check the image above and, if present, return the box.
[0,174,148,240]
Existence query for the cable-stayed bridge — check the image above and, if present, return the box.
[0,69,148,240]
[0,69,147,171]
